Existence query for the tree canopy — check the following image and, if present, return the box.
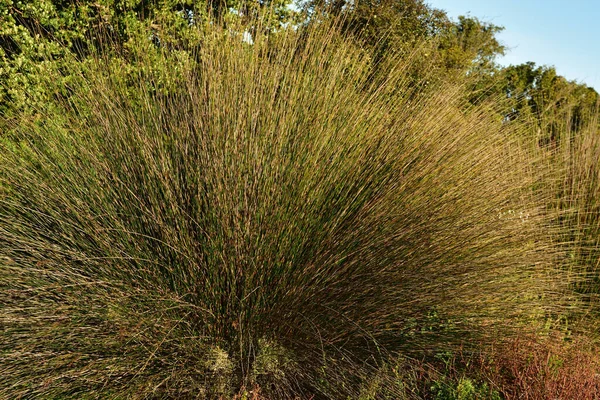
[0,0,597,132]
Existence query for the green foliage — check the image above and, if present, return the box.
[502,62,598,142]
[302,0,505,86]
[430,377,500,400]
[0,0,296,119]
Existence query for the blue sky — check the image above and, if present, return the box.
[427,0,600,91]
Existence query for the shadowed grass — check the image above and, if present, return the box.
[0,15,568,399]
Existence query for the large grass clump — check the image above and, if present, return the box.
[0,16,565,398]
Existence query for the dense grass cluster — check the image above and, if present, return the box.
[0,16,593,399]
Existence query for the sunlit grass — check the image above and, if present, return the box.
[0,15,571,398]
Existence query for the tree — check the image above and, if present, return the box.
[503,62,599,145]
[299,0,505,84]
[0,0,295,118]
[437,15,505,74]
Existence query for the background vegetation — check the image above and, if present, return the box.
[1,0,599,398]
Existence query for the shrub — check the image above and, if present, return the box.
[481,334,600,399]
